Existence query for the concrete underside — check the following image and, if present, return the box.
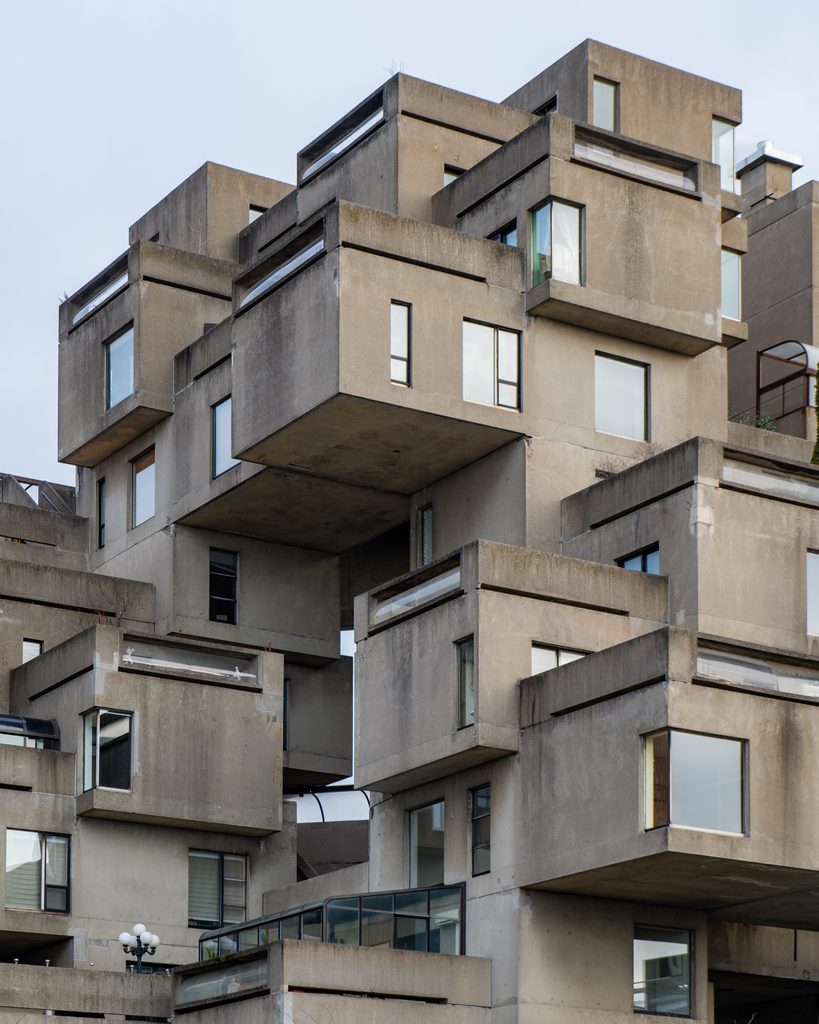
[238,393,524,494]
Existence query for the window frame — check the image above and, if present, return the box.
[22,638,43,664]
[461,319,520,410]
[617,545,660,575]
[530,643,587,674]
[720,247,742,321]
[808,551,819,635]
[592,76,620,133]
[408,800,445,888]
[470,784,491,877]
[209,548,239,626]
[456,635,475,729]
[5,829,70,914]
[97,477,106,549]
[131,447,156,529]
[594,352,650,441]
[390,301,412,387]
[633,923,692,1017]
[530,198,584,288]
[488,221,518,247]
[712,117,737,193]
[82,708,133,792]
[104,323,135,411]
[188,850,248,929]
[211,396,240,479]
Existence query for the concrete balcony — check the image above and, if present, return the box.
[518,627,819,929]
[438,113,727,357]
[353,539,667,793]
[10,625,283,835]
[0,962,171,1018]
[58,241,234,467]
[232,201,527,503]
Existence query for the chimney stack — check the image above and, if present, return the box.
[736,140,803,211]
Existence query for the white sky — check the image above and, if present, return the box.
[2,0,817,484]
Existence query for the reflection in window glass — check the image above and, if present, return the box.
[457,636,475,728]
[390,302,411,385]
[808,552,819,635]
[5,829,69,913]
[712,118,736,192]
[645,729,743,833]
[619,546,660,575]
[132,449,155,527]
[489,222,518,247]
[106,326,134,410]
[532,200,582,286]
[595,354,648,440]
[471,785,490,876]
[462,321,519,409]
[721,249,741,320]
[592,78,619,132]
[409,801,445,887]
[443,166,463,187]
[633,926,691,1015]
[83,709,132,791]
[212,397,240,477]
[531,645,585,674]
[22,639,42,664]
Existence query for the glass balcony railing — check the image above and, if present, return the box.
[574,137,697,193]
[722,457,819,506]
[198,884,464,962]
[71,265,129,326]
[120,640,257,685]
[696,646,819,699]
[371,562,461,627]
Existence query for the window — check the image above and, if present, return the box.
[248,204,267,224]
[0,715,58,749]
[633,925,691,1016]
[408,801,445,887]
[721,248,741,320]
[131,448,155,527]
[22,639,42,664]
[592,77,619,132]
[531,645,585,674]
[5,830,69,913]
[97,478,106,549]
[390,302,411,386]
[531,200,582,286]
[808,552,819,635]
[105,324,134,410]
[188,851,247,928]
[418,505,433,567]
[212,397,240,478]
[83,709,132,791]
[238,233,325,309]
[618,546,660,575]
[443,166,464,187]
[595,353,649,441]
[712,117,736,192]
[457,636,475,728]
[209,549,238,624]
[645,729,744,833]
[534,95,557,116]
[471,785,490,876]
[488,221,518,247]
[462,321,519,409]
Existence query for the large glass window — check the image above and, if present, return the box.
[808,552,819,635]
[618,546,660,575]
[712,117,736,192]
[721,249,742,320]
[592,77,619,132]
[5,830,69,913]
[471,785,490,876]
[633,925,691,1016]
[390,302,411,386]
[595,353,649,440]
[212,397,239,478]
[462,321,519,409]
[531,645,586,674]
[83,709,132,791]
[645,729,744,833]
[531,200,582,286]
[188,851,247,928]
[408,801,445,887]
[209,549,238,625]
[131,448,155,527]
[105,325,134,410]
[457,636,475,728]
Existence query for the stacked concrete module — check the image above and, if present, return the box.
[3,36,819,1024]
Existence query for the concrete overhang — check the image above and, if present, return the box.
[526,276,721,357]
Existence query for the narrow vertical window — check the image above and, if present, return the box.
[592,77,619,132]
[212,397,240,478]
[595,353,649,441]
[210,549,238,624]
[390,302,411,386]
[419,506,433,567]
[633,926,691,1015]
[712,117,736,192]
[131,448,155,528]
[22,639,43,664]
[97,478,106,549]
[83,709,132,791]
[531,200,582,286]
[808,552,819,635]
[408,801,445,887]
[282,678,290,751]
[457,636,475,728]
[105,324,134,410]
[471,784,490,876]
[721,248,742,320]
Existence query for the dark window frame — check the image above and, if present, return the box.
[209,548,239,625]
[633,923,693,1017]
[104,322,135,411]
[188,850,248,929]
[390,300,412,386]
[592,76,620,133]
[456,635,475,730]
[462,317,521,411]
[4,828,70,914]
[131,447,156,529]
[488,221,518,247]
[594,350,651,441]
[211,396,239,479]
[97,477,106,549]
[470,784,490,877]
[617,544,660,575]
[82,707,133,792]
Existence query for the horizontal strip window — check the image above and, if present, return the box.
[722,457,819,507]
[697,646,819,699]
[238,235,325,310]
[371,563,461,627]
[574,135,697,193]
[71,258,129,326]
[301,94,385,182]
[121,639,257,686]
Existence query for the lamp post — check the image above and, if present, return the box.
[118,923,160,973]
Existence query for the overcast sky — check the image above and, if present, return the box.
[2,0,817,485]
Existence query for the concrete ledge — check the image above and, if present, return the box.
[0,962,171,1016]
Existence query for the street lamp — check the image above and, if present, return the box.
[118,923,160,973]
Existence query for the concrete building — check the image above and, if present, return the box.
[3,36,819,1024]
